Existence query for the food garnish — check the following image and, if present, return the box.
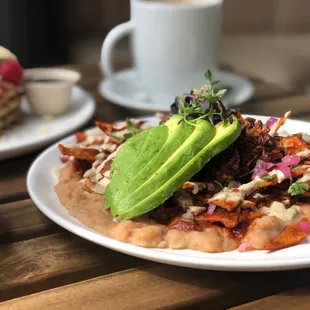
[288,182,310,196]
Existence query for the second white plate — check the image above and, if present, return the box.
[0,86,95,161]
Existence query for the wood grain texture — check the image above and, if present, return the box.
[0,232,148,301]
[0,199,62,245]
[230,285,310,310]
[1,264,310,310]
[0,152,38,203]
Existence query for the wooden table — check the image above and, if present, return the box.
[2,64,310,310]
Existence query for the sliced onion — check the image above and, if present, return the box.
[282,154,300,166]
[231,181,241,188]
[266,117,278,129]
[302,133,310,143]
[252,168,268,180]
[275,162,291,178]
[298,220,309,234]
[254,159,275,171]
[207,204,216,214]
[238,243,249,252]
[252,159,275,180]
[265,162,275,170]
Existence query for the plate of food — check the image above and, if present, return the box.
[28,71,310,271]
[0,46,95,161]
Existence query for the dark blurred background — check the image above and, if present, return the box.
[1,0,310,68]
[1,0,310,90]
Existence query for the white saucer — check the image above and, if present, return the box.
[0,86,95,161]
[99,68,255,112]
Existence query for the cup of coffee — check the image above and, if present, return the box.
[101,0,223,107]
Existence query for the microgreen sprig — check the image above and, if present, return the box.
[170,70,233,126]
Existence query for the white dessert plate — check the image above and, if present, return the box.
[99,68,255,112]
[0,86,95,161]
[27,115,310,271]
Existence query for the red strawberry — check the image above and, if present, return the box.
[0,59,23,84]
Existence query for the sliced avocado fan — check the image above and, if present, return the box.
[104,70,242,219]
[104,115,240,219]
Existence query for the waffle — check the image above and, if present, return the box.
[0,80,22,133]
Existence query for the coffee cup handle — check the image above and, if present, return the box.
[101,21,134,77]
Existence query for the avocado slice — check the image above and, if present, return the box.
[106,115,197,201]
[106,116,240,219]
[105,115,216,218]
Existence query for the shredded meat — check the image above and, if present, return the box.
[72,159,92,174]
[195,116,285,183]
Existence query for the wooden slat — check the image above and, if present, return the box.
[0,199,62,245]
[0,232,148,302]
[0,152,38,203]
[1,264,310,310]
[230,285,310,310]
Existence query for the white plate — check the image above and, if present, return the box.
[99,68,255,112]
[0,86,95,161]
[27,115,310,271]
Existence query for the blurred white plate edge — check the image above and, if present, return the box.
[0,86,95,161]
[98,68,255,112]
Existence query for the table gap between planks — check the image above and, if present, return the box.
[1,63,310,309]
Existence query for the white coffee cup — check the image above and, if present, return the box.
[101,0,223,106]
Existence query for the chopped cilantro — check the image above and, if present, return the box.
[288,182,309,196]
[256,183,263,188]
[124,119,141,140]
[126,118,140,134]
[228,181,234,189]
[261,174,274,181]
[110,134,122,141]
[123,132,134,140]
